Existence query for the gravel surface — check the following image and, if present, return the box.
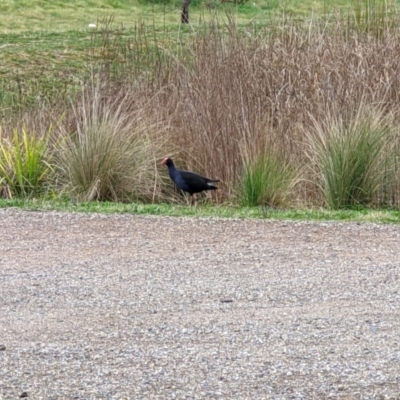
[1,208,400,399]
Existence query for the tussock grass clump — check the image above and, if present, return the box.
[239,148,298,207]
[306,107,397,209]
[55,84,171,202]
[0,127,51,198]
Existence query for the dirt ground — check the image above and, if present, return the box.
[1,209,400,399]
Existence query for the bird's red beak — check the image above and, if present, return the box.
[161,158,168,165]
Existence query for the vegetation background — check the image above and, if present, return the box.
[1,0,400,218]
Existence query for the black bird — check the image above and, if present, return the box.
[161,157,219,205]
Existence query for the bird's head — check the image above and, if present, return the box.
[161,157,173,167]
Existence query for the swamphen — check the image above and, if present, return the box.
[161,157,219,205]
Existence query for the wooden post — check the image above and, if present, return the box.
[181,0,191,23]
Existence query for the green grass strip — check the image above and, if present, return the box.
[1,198,400,223]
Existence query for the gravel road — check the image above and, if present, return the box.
[1,209,400,399]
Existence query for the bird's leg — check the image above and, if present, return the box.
[188,194,198,207]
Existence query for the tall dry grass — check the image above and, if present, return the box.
[3,12,400,206]
[146,15,400,205]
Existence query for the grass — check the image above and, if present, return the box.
[307,107,397,209]
[0,0,370,34]
[0,127,51,198]
[0,0,277,33]
[2,0,400,215]
[55,83,171,202]
[1,0,396,105]
[239,149,298,207]
[2,198,400,223]
[1,0,395,33]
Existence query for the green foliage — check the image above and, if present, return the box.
[0,128,51,198]
[307,108,396,209]
[239,150,297,207]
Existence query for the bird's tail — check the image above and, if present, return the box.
[207,180,219,186]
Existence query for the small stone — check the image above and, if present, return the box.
[0,345,6,351]
[19,392,28,398]
[220,299,233,303]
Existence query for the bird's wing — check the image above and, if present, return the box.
[179,170,207,185]
[179,170,219,192]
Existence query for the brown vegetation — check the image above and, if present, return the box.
[2,14,400,206]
